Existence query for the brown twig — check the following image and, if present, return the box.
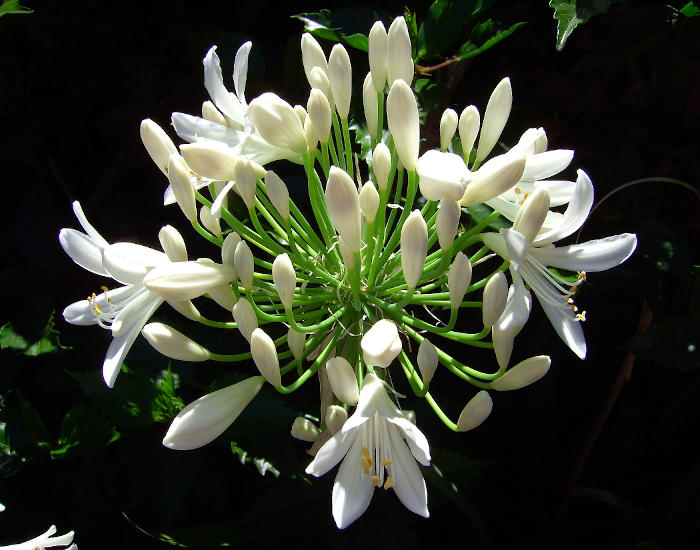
[415,56,459,76]
[559,300,654,517]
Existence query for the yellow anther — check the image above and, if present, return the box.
[100,285,108,292]
[569,286,577,294]
[93,304,102,315]
[567,297,574,304]
[514,187,522,194]
[360,456,372,475]
[576,311,587,321]
[361,445,370,457]
[382,459,392,467]
[578,271,587,281]
[189,170,195,175]
[383,476,394,490]
[370,476,382,486]
[91,292,97,300]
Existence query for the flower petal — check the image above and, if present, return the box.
[502,228,530,270]
[386,416,430,466]
[306,428,356,477]
[143,260,237,301]
[72,201,109,248]
[537,295,586,359]
[63,285,140,326]
[531,233,637,273]
[59,228,108,276]
[233,41,252,106]
[386,425,429,518]
[521,149,573,181]
[102,243,169,285]
[203,46,246,128]
[332,438,374,529]
[535,169,594,245]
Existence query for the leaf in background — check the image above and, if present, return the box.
[465,203,509,230]
[0,311,70,356]
[416,0,482,62]
[628,318,700,371]
[680,1,700,18]
[50,404,120,458]
[0,0,32,18]
[292,9,369,51]
[69,367,184,429]
[16,391,50,450]
[231,441,280,477]
[456,21,527,61]
[549,0,613,50]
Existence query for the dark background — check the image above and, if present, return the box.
[1,0,699,548]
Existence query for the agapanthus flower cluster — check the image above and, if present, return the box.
[59,16,637,529]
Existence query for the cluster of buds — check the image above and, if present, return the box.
[59,15,636,529]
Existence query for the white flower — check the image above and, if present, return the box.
[306,373,430,529]
[482,172,637,358]
[0,524,76,550]
[60,202,198,387]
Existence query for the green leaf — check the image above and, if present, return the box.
[292,9,369,52]
[416,0,482,62]
[50,404,120,458]
[0,311,69,356]
[0,0,32,18]
[680,1,700,18]
[230,441,280,477]
[465,203,509,230]
[549,0,613,50]
[456,21,527,61]
[16,392,50,450]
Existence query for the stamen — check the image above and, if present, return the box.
[576,311,587,321]
[383,476,394,490]
[578,271,586,281]
[100,285,108,292]
[370,475,382,486]
[382,459,392,467]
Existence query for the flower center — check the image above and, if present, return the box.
[359,413,395,491]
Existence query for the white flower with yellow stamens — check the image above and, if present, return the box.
[306,373,430,529]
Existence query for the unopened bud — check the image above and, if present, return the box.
[294,104,307,125]
[476,77,512,162]
[401,210,428,291]
[359,181,380,223]
[232,298,257,343]
[368,21,388,92]
[483,272,508,327]
[200,205,221,239]
[387,79,419,172]
[308,66,333,107]
[417,338,438,386]
[436,200,460,251]
[272,253,296,310]
[166,154,197,222]
[491,355,551,391]
[363,72,379,139]
[202,100,227,126]
[417,150,470,202]
[448,252,472,310]
[457,390,493,432]
[460,152,525,207]
[326,357,360,405]
[301,33,328,84]
[221,232,241,271]
[328,44,352,119]
[440,108,458,151]
[372,143,391,192]
[361,319,402,368]
[325,405,347,435]
[458,105,480,160]
[141,118,177,176]
[248,93,307,155]
[512,187,550,243]
[233,157,257,210]
[265,171,290,221]
[142,322,210,361]
[234,240,254,291]
[180,141,238,181]
[338,236,355,271]
[159,225,188,263]
[143,260,236,301]
[307,88,332,145]
[387,16,413,86]
[325,166,362,252]
[251,328,281,386]
[288,327,306,360]
[291,417,320,442]
[493,326,514,369]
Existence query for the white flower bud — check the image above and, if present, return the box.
[448,252,472,310]
[232,298,257,343]
[265,171,290,221]
[513,187,550,243]
[272,253,296,310]
[436,200,460,251]
[417,150,470,201]
[491,355,551,391]
[248,93,307,155]
[325,405,347,435]
[387,16,413,86]
[460,152,525,207]
[168,299,201,322]
[368,21,388,93]
[159,225,188,262]
[387,79,419,172]
[457,390,493,432]
[458,105,480,160]
[291,417,320,442]
[328,44,352,119]
[251,328,281,386]
[361,319,402,368]
[288,327,306,360]
[476,77,512,162]
[143,260,236,301]
[307,88,332,145]
[207,283,237,310]
[363,72,379,139]
[440,108,459,151]
[304,117,318,150]
[233,157,257,210]
[234,240,254,291]
[359,181,380,223]
[326,357,359,405]
[337,236,355,271]
[202,100,227,126]
[401,210,428,291]
[308,66,333,107]
[165,154,197,222]
[325,166,362,252]
[417,338,438,385]
[142,322,210,361]
[294,104,307,125]
[483,272,508,327]
[141,118,177,176]
[372,143,392,192]
[200,205,221,239]
[301,33,328,83]
[493,325,514,369]
[221,231,241,270]
[180,141,237,181]
[162,376,264,450]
